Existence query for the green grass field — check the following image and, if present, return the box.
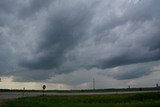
[1,92,160,107]
[0,87,159,93]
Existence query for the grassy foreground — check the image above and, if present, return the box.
[1,92,160,107]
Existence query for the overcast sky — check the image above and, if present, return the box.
[0,0,160,90]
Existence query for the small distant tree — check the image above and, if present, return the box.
[156,83,159,88]
[128,85,130,89]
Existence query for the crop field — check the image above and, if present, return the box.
[1,92,160,107]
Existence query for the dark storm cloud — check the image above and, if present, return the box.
[112,66,152,80]
[96,49,160,69]
[0,0,17,26]
[18,0,53,19]
[99,61,160,80]
[0,0,160,82]
[89,0,160,69]
[20,1,95,70]
[114,69,150,80]
[0,0,15,13]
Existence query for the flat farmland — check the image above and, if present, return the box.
[1,92,160,107]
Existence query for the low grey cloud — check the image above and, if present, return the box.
[0,0,160,85]
[109,65,152,80]
[18,0,53,19]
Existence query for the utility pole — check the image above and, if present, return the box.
[93,78,95,90]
